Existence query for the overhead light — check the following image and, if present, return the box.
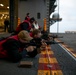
[1,16,3,19]
[2,14,4,16]
[7,6,9,9]
[4,16,7,19]
[0,4,4,6]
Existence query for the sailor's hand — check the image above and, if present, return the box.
[26,46,36,52]
[41,42,47,47]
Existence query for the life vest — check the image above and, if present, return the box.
[24,20,31,30]
[0,35,20,58]
[29,32,33,37]
[16,20,31,33]
[25,16,30,21]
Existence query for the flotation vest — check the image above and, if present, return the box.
[0,35,20,58]
[25,16,30,21]
[29,32,33,37]
[16,20,31,33]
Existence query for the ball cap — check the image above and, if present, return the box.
[18,30,32,41]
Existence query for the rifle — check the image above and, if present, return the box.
[41,31,63,45]
[41,31,63,41]
[49,34,63,41]
[25,38,42,48]
[45,41,64,45]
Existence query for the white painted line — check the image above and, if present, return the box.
[58,44,76,61]
[46,46,51,63]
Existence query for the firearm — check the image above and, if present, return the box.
[25,38,42,48]
[45,41,64,45]
[41,31,63,41]
[25,42,36,47]
[49,34,63,41]
[41,31,64,45]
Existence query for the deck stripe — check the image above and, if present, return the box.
[38,70,50,75]
[40,54,54,58]
[38,63,61,70]
[41,51,54,54]
[37,45,63,75]
[38,70,63,75]
[39,58,58,63]
[56,39,76,59]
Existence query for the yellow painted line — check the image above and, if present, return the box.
[62,44,76,58]
[71,52,76,58]
[39,58,58,63]
[38,70,50,75]
[41,51,54,55]
[38,70,63,75]
[56,39,76,59]
[67,48,74,52]
[47,46,51,50]
[38,45,63,75]
[51,70,63,75]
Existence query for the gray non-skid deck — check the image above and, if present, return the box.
[55,33,76,51]
[51,33,76,75]
[51,44,76,75]
[0,55,40,75]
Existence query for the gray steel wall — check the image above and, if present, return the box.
[18,0,47,29]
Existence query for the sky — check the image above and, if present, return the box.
[50,0,76,33]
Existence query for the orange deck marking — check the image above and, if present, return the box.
[41,50,54,55]
[38,70,50,75]
[37,45,63,75]
[40,54,54,58]
[38,63,61,70]
[39,58,58,63]
[56,39,76,58]
[51,70,63,75]
[38,70,63,75]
